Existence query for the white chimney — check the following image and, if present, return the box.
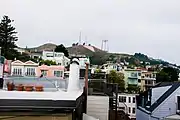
[67,58,80,92]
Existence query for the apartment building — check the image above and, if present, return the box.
[140,71,157,91]
[123,69,141,88]
[118,93,138,119]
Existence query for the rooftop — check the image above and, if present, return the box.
[164,114,180,120]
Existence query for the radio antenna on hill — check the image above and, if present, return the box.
[78,30,82,45]
[101,40,109,52]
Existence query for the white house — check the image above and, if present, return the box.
[14,47,26,54]
[11,60,39,77]
[79,57,90,68]
[136,82,180,120]
[101,63,122,74]
[41,50,70,66]
[118,93,138,119]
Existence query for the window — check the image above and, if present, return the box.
[131,73,137,77]
[138,72,141,76]
[46,53,53,57]
[133,97,136,103]
[41,70,47,76]
[26,68,35,76]
[54,71,63,77]
[128,107,131,114]
[148,81,152,84]
[132,108,136,114]
[129,97,131,103]
[149,74,152,78]
[13,68,22,76]
[138,79,141,83]
[119,96,126,103]
[119,107,125,110]
[145,80,148,84]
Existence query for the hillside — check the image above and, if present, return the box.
[26,43,57,52]
[20,43,173,66]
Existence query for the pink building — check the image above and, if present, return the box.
[36,65,65,78]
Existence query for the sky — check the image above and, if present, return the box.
[1,0,180,64]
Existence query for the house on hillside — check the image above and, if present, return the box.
[140,71,157,91]
[14,47,26,54]
[30,51,42,59]
[136,82,180,120]
[41,50,70,66]
[11,60,38,77]
[101,62,122,74]
[122,69,141,89]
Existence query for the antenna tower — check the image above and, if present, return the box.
[101,40,109,52]
[79,31,82,45]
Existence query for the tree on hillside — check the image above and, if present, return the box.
[107,70,125,92]
[39,60,56,66]
[0,15,19,59]
[55,44,69,57]
[156,67,179,83]
[90,52,107,65]
[134,53,149,62]
[17,52,31,62]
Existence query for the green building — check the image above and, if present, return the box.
[123,69,141,88]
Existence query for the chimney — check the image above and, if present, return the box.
[67,58,80,92]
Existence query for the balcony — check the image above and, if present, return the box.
[128,76,138,79]
[128,79,138,85]
[128,73,138,79]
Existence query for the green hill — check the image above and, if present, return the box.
[20,43,171,66]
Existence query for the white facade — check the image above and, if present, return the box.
[136,83,180,120]
[118,93,137,119]
[101,63,121,74]
[14,48,26,54]
[79,57,90,68]
[42,51,70,66]
[11,60,38,77]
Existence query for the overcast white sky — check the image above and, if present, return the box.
[1,0,180,64]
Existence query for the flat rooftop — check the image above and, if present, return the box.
[3,76,85,92]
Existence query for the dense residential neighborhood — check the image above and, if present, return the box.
[1,4,180,119]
